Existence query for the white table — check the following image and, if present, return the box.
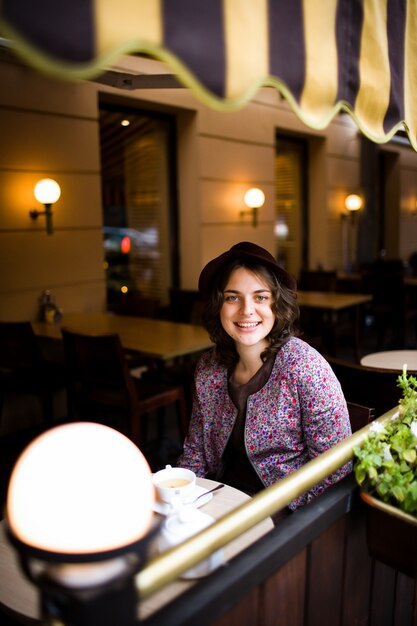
[0,478,273,624]
[360,350,417,371]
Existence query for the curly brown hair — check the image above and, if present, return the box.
[202,258,299,369]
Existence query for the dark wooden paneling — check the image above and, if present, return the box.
[342,498,373,626]
[212,588,260,626]
[370,561,396,626]
[394,573,416,626]
[306,517,346,626]
[261,549,307,626]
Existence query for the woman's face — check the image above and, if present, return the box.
[220,267,275,351]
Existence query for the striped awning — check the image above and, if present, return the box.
[1,0,417,150]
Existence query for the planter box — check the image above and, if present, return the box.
[360,490,417,578]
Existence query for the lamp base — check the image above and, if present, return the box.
[41,568,137,626]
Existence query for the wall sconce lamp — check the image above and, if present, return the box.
[6,423,157,626]
[240,187,265,227]
[344,193,363,221]
[29,178,61,235]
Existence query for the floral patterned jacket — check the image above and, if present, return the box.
[178,337,352,509]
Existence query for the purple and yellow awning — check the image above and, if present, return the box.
[1,0,417,149]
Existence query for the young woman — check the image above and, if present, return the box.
[177,242,352,512]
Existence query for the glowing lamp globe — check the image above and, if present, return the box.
[344,193,363,212]
[244,187,265,209]
[34,178,61,205]
[7,422,155,557]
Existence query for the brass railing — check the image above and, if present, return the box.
[136,407,399,599]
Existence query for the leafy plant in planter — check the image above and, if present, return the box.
[354,367,417,513]
[353,367,417,576]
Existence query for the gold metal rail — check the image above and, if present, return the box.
[136,407,399,600]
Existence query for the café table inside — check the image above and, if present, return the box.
[32,311,213,364]
[360,349,417,371]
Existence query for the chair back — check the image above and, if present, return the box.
[346,401,375,432]
[325,355,401,418]
[169,289,202,323]
[299,270,337,292]
[361,266,405,308]
[112,295,160,318]
[0,321,43,372]
[0,321,66,426]
[61,328,140,437]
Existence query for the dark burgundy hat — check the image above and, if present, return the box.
[198,241,297,299]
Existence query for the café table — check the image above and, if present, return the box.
[297,290,372,311]
[0,478,273,624]
[297,290,373,361]
[32,312,213,364]
[360,350,417,371]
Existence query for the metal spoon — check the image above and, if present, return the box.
[188,483,224,504]
[169,483,225,513]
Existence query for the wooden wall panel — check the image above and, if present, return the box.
[210,588,260,626]
[261,549,307,626]
[306,518,346,626]
[342,504,373,626]
[394,574,416,626]
[369,562,396,626]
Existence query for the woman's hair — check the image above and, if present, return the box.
[203,258,300,368]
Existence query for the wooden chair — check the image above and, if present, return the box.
[298,271,358,357]
[361,260,417,347]
[111,294,160,318]
[299,269,338,292]
[168,288,202,323]
[0,321,66,429]
[346,401,375,432]
[61,328,188,449]
[325,355,402,418]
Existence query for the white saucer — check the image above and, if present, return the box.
[153,485,213,516]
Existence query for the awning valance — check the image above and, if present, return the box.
[1,0,417,150]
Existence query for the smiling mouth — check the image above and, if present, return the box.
[235,322,261,328]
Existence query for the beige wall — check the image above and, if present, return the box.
[1,55,417,320]
[0,59,105,320]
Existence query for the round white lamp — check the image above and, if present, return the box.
[6,422,156,625]
[30,178,61,235]
[344,193,363,213]
[241,188,265,227]
[34,178,61,205]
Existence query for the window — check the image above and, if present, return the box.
[275,135,308,279]
[99,101,178,312]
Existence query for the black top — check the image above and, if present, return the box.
[219,356,275,495]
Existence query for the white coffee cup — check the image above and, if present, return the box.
[152,465,196,504]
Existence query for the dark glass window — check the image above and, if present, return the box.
[99,101,178,313]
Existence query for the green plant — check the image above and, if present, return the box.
[354,367,417,516]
